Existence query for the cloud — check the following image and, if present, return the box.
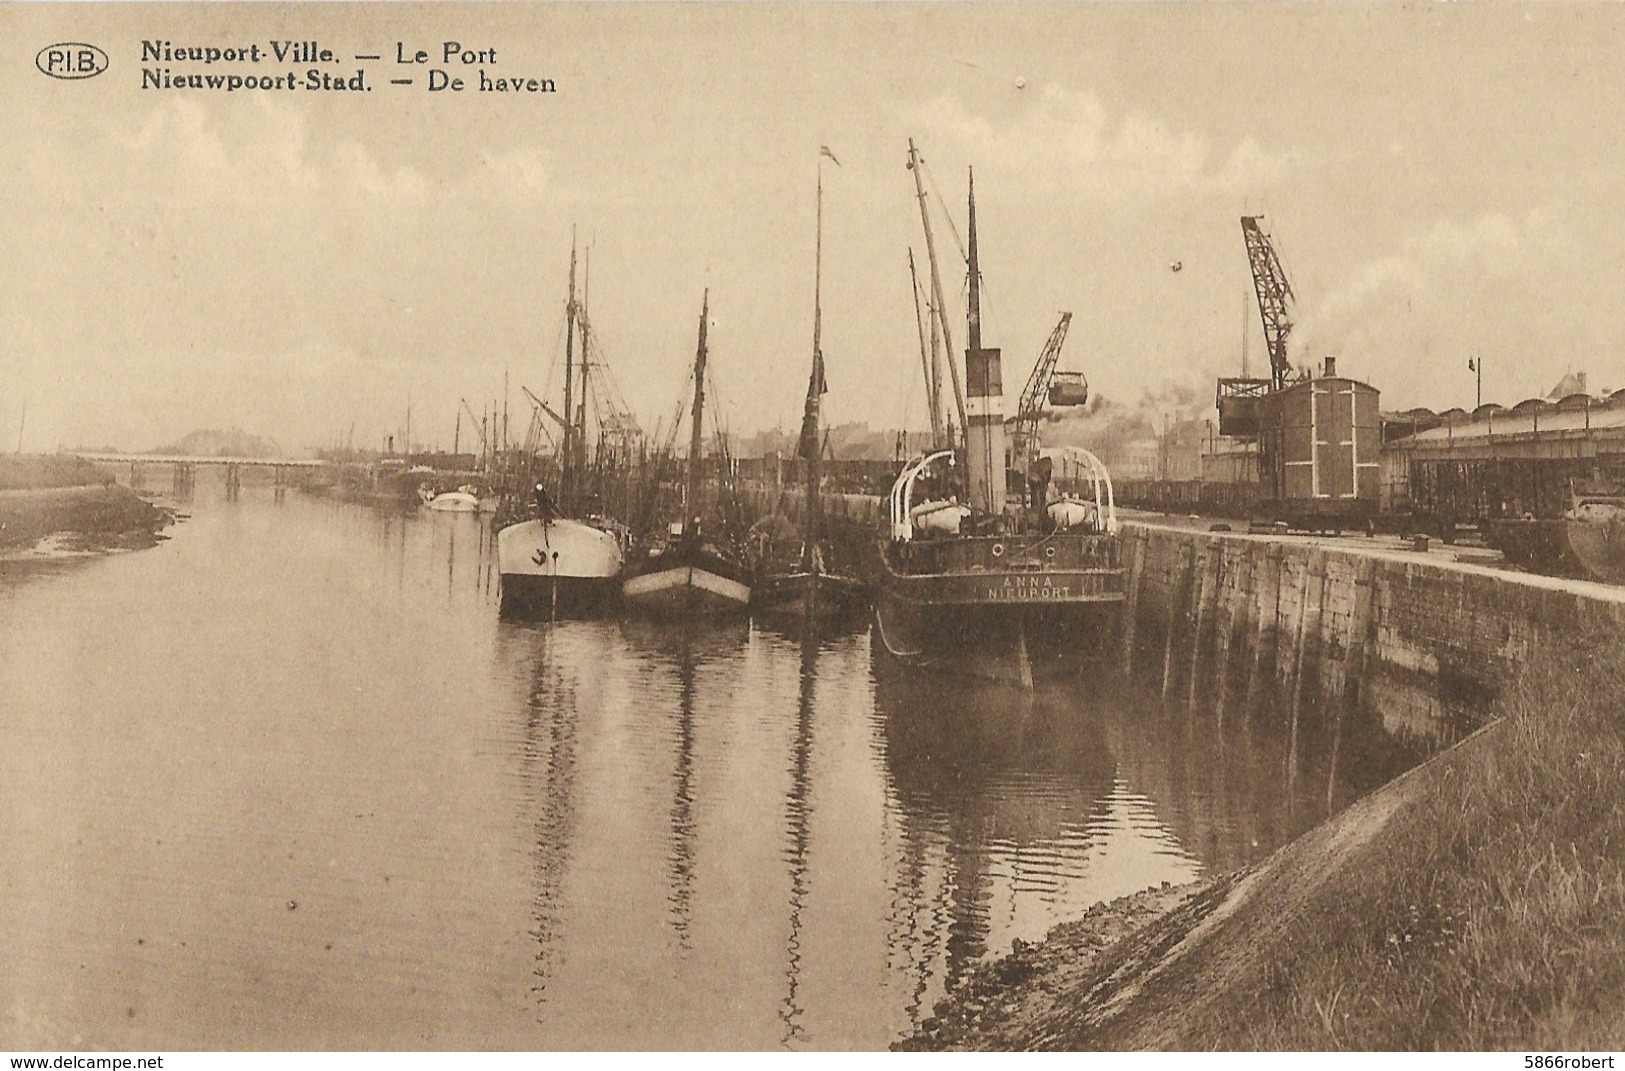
[906,84,1294,198]
[1289,208,1617,408]
[120,97,429,206]
[1293,211,1540,362]
[6,95,564,449]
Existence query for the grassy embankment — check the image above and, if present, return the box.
[0,454,173,551]
[1189,637,1625,1050]
[915,633,1625,1050]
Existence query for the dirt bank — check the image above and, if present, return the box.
[0,483,175,553]
[896,882,1201,1051]
[900,733,1483,1050]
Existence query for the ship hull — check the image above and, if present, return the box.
[499,573,622,617]
[752,570,869,628]
[873,583,1123,685]
[622,545,752,616]
[872,534,1125,684]
[426,491,496,513]
[1484,517,1625,582]
[497,518,624,618]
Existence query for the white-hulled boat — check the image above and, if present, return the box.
[498,239,631,618]
[498,485,624,617]
[424,487,496,513]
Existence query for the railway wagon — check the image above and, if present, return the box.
[1254,371,1383,531]
[1115,478,1260,519]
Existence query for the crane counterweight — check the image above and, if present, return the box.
[1217,215,1299,438]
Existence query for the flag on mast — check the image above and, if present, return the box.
[820,145,841,167]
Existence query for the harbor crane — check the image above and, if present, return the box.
[1241,215,1297,391]
[1008,311,1082,474]
[1216,215,1299,437]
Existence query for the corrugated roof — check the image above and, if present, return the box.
[1394,397,1625,445]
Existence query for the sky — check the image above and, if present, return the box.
[5,2,1625,454]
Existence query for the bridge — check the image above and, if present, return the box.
[71,453,327,469]
[73,452,331,499]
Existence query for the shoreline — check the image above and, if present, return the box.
[896,882,1202,1051]
[0,480,176,555]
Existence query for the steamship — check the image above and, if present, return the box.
[873,154,1125,686]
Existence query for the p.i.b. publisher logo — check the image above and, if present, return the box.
[36,43,109,80]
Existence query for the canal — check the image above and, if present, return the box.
[0,481,1469,1049]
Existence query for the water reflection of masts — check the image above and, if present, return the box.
[884,800,947,1031]
[447,520,457,599]
[779,635,817,1047]
[876,659,1120,998]
[519,627,582,1005]
[483,519,497,598]
[667,635,698,949]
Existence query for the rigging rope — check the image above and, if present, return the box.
[918,154,968,267]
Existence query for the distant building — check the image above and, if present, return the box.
[1106,440,1161,481]
[1547,370,1589,400]
[1201,438,1259,483]
[158,427,284,458]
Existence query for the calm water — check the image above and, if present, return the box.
[0,481,1439,1049]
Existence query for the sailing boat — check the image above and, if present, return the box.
[497,242,625,617]
[621,291,753,615]
[752,155,867,625]
[873,151,1125,685]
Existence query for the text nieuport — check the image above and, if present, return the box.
[139,39,556,94]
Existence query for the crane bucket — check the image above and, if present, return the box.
[1047,371,1089,407]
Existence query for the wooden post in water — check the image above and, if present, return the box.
[1188,540,1222,711]
[1161,541,1196,698]
[1120,528,1145,676]
[1213,544,1250,730]
[1285,553,1329,800]
[1246,544,1282,706]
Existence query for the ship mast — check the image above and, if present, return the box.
[967,172,982,353]
[797,163,828,570]
[908,248,943,447]
[685,290,710,537]
[561,237,578,509]
[907,139,968,448]
[578,248,593,499]
[963,169,1007,517]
